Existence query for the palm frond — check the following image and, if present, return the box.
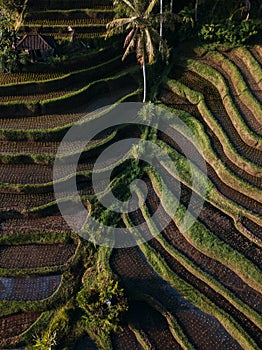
[144,28,155,64]
[122,28,138,61]
[136,33,145,66]
[153,12,183,25]
[149,27,170,58]
[106,18,133,30]
[121,0,135,12]
[145,0,158,18]
[124,28,135,48]
[106,18,133,37]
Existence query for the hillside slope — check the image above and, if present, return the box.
[0,1,261,349]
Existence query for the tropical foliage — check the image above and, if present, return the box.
[0,11,22,73]
[106,0,170,102]
[0,0,25,18]
[33,330,57,350]
[77,272,128,335]
[199,19,258,45]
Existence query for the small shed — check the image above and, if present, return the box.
[15,34,56,62]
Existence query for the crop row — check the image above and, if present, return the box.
[177,56,262,149]
[25,9,114,21]
[144,175,261,310]
[158,126,261,224]
[164,78,262,176]
[0,113,84,131]
[128,203,261,350]
[25,31,107,40]
[0,72,66,86]
[0,89,75,103]
[169,67,262,160]
[145,172,261,274]
[0,163,92,184]
[1,215,72,235]
[147,163,261,293]
[0,243,76,269]
[112,325,149,350]
[0,46,121,86]
[0,140,60,155]
[164,218,261,313]
[159,92,261,190]
[0,192,56,212]
[0,70,138,117]
[126,301,182,350]
[0,311,41,346]
[0,90,139,142]
[0,275,61,301]
[146,238,261,348]
[21,24,106,36]
[0,127,115,156]
[249,46,262,63]
[157,115,262,210]
[27,0,113,11]
[166,124,262,214]
[25,18,109,26]
[110,240,245,350]
[240,217,262,240]
[198,52,262,136]
[223,48,262,103]
[0,55,124,100]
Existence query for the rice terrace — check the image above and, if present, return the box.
[0,0,261,349]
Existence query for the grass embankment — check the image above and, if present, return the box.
[146,167,262,293]
[0,89,140,142]
[0,55,122,96]
[203,51,262,124]
[175,56,262,149]
[124,213,260,350]
[157,104,262,243]
[0,67,139,117]
[235,47,262,85]
[158,103,261,201]
[164,79,262,177]
[0,238,90,319]
[135,186,262,328]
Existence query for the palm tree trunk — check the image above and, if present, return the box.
[170,0,173,13]
[211,0,219,19]
[160,0,163,37]
[159,0,163,52]
[142,59,147,103]
[195,0,199,22]
[245,0,251,20]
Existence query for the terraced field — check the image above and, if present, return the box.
[22,0,114,39]
[0,0,261,349]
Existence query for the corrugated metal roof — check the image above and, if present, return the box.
[16,34,55,50]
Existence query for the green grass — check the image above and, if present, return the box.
[236,46,262,84]
[124,214,260,350]
[136,188,262,328]
[175,56,262,149]
[158,103,261,201]
[205,51,262,123]
[147,167,262,293]
[165,79,262,176]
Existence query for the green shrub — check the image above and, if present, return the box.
[33,330,57,350]
[199,19,258,45]
[77,272,128,335]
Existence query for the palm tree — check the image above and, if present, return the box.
[107,0,169,103]
[195,0,199,22]
[159,0,163,52]
[244,0,251,20]
[160,0,163,38]
[170,0,173,13]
